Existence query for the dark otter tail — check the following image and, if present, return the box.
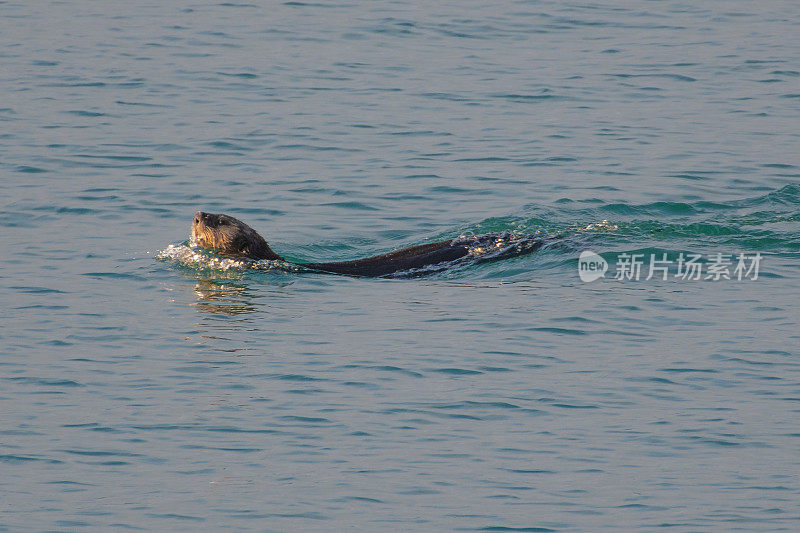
[298,233,545,277]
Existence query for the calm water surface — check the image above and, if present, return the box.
[1,1,799,531]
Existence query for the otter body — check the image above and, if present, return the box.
[192,211,544,277]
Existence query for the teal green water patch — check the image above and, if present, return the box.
[0,454,64,464]
[16,165,48,173]
[9,286,67,294]
[520,185,800,255]
[6,377,82,387]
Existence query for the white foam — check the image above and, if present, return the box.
[578,219,619,231]
[156,243,297,272]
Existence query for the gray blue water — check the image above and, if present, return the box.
[1,1,799,531]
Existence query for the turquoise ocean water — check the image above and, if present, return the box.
[1,1,799,530]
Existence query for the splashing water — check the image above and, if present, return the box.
[157,242,299,272]
[579,219,619,231]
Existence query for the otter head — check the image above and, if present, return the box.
[191,211,283,261]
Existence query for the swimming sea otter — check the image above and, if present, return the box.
[191,211,544,277]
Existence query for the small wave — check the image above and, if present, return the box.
[521,185,800,254]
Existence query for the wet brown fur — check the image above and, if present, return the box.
[192,212,283,261]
